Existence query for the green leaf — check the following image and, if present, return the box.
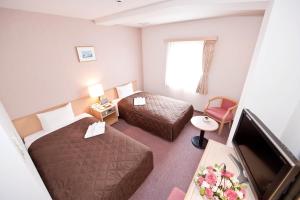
[200,187,205,196]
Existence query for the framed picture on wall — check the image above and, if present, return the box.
[76,46,96,62]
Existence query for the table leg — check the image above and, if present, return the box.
[192,130,208,149]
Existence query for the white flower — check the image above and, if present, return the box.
[225,179,231,187]
[216,176,221,185]
[212,186,218,192]
[216,190,223,197]
[237,191,244,199]
[203,169,208,174]
[232,177,239,183]
[201,181,210,188]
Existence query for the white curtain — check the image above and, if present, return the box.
[165,40,204,92]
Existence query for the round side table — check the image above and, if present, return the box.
[191,116,219,149]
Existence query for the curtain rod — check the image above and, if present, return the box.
[164,36,218,43]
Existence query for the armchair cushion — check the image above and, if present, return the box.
[221,99,236,110]
[205,107,233,122]
[167,187,185,200]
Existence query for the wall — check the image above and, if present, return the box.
[281,101,300,159]
[141,16,263,111]
[227,0,300,159]
[0,102,51,199]
[0,8,143,119]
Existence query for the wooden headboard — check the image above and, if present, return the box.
[13,80,138,139]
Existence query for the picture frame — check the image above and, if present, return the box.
[100,97,109,105]
[76,46,96,62]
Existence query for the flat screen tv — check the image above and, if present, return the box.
[232,109,300,200]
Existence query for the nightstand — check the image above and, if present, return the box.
[89,102,119,125]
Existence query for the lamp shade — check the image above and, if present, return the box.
[88,83,104,98]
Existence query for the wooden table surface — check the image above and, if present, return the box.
[184,140,256,200]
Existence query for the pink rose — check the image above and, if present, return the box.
[197,176,204,185]
[205,172,217,185]
[205,188,213,199]
[224,189,238,200]
[207,166,214,172]
[221,170,234,178]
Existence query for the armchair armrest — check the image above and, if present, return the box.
[204,97,224,111]
[222,105,238,121]
[209,96,224,102]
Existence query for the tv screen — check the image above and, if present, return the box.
[233,109,299,199]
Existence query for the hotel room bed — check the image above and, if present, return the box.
[27,116,153,200]
[118,92,194,141]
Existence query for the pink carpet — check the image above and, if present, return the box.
[112,112,230,200]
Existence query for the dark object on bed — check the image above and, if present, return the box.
[28,117,153,200]
[118,92,194,141]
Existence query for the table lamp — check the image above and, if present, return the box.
[88,83,104,103]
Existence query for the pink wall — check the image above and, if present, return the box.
[142,16,263,111]
[0,8,143,119]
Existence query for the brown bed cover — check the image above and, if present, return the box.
[118,92,194,141]
[29,117,153,200]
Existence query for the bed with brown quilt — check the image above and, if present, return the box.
[118,92,194,141]
[28,117,153,200]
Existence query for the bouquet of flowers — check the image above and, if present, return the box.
[194,163,246,200]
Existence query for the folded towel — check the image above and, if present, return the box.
[84,121,105,139]
[134,97,146,106]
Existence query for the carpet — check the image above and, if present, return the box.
[112,112,230,200]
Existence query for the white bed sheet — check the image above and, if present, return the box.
[24,113,93,149]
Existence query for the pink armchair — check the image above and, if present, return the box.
[204,96,238,134]
[167,187,185,200]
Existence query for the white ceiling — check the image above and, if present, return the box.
[0,0,268,27]
[95,0,268,27]
[0,0,167,19]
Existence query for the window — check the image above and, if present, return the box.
[165,40,204,92]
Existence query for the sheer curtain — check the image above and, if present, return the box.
[165,41,204,92]
[196,40,216,95]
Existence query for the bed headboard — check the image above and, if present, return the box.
[13,80,138,139]
[104,80,138,100]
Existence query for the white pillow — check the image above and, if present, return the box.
[37,103,75,131]
[116,82,134,98]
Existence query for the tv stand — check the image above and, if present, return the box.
[229,153,249,184]
[184,140,255,200]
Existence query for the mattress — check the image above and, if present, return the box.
[28,117,153,200]
[118,92,194,141]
